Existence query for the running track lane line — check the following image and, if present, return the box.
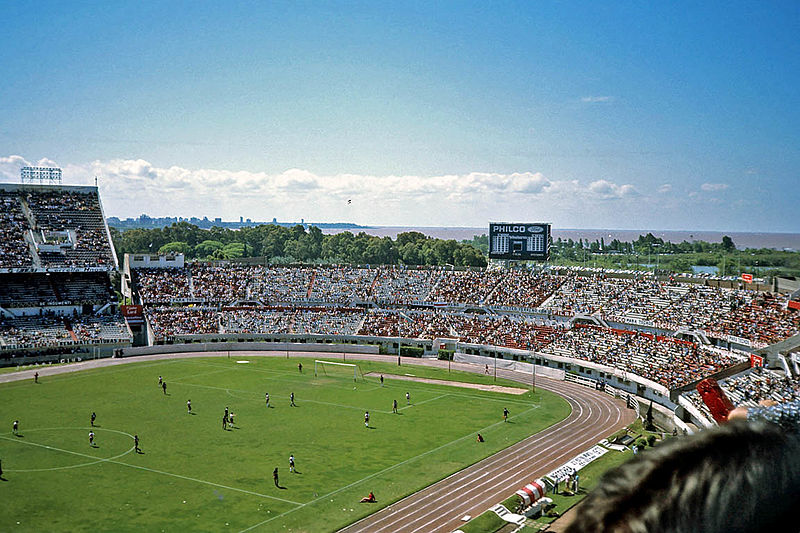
[338,370,633,533]
[237,405,543,533]
[354,380,625,532]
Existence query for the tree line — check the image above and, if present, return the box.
[109,222,488,267]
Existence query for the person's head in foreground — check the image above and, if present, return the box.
[566,420,800,533]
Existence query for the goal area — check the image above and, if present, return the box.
[314,360,364,381]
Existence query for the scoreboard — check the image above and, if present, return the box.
[488,222,551,260]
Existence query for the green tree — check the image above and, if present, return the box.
[195,240,224,258]
[158,241,192,255]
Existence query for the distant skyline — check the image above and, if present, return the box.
[1,2,798,232]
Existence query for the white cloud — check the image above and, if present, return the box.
[658,184,672,194]
[588,179,638,199]
[0,155,32,179]
[580,96,613,103]
[2,155,652,225]
[701,182,729,192]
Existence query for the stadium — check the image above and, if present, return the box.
[1,180,799,532]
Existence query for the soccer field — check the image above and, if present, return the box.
[0,356,571,532]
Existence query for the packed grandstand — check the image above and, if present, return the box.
[2,182,800,432]
[0,183,130,358]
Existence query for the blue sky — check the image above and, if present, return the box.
[0,1,798,232]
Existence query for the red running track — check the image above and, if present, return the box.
[339,364,635,533]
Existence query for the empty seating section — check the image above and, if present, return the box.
[0,273,114,307]
[0,191,32,268]
[0,274,58,306]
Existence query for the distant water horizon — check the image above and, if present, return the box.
[321,226,800,251]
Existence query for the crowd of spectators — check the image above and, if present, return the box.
[684,366,800,423]
[71,316,132,343]
[146,307,220,340]
[702,292,800,346]
[25,189,115,268]
[0,315,73,350]
[542,324,742,390]
[132,266,800,347]
[371,268,442,304]
[0,191,33,269]
[135,268,192,302]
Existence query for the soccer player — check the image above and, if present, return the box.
[265,392,270,407]
[162,381,167,394]
[477,433,485,443]
[503,407,509,422]
[187,399,192,413]
[89,431,95,446]
[364,411,370,427]
[229,412,235,427]
[158,375,162,386]
[134,434,141,453]
[90,412,96,427]
[298,362,303,373]
[406,391,410,405]
[380,375,384,386]
[392,399,398,413]
[12,420,18,435]
[290,392,296,407]
[34,371,39,383]
[289,454,295,473]
[222,415,227,430]
[273,467,279,487]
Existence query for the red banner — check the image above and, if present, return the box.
[750,354,764,368]
[742,273,753,283]
[788,300,800,311]
[121,305,144,326]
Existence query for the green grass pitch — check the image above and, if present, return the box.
[0,356,571,532]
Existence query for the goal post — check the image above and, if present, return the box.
[314,360,364,381]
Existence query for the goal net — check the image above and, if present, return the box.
[314,360,364,381]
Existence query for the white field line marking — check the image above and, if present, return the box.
[106,460,303,506]
[185,359,533,406]
[0,428,135,472]
[0,432,303,505]
[0,359,181,390]
[177,381,417,414]
[237,405,539,533]
[396,394,448,412]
